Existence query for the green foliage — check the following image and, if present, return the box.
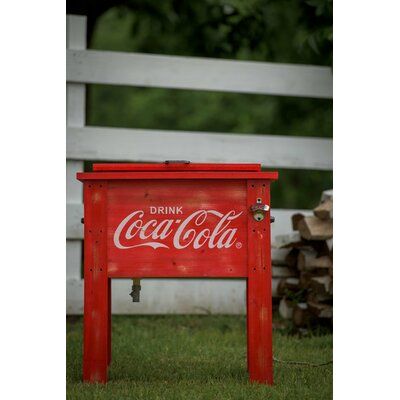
[86,1,332,208]
[67,315,333,399]
[90,0,332,64]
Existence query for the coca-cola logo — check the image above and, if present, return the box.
[113,208,243,250]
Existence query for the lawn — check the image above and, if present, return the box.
[67,315,332,399]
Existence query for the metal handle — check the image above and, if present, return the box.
[165,160,190,164]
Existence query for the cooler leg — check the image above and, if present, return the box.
[246,179,273,384]
[83,268,109,383]
[108,278,112,366]
[246,279,250,372]
[82,181,109,383]
[247,275,273,384]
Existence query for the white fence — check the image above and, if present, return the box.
[66,14,332,314]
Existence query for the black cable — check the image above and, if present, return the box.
[273,356,332,367]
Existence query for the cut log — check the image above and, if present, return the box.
[277,277,300,296]
[272,278,279,298]
[291,213,305,231]
[285,277,300,290]
[310,275,332,296]
[307,292,333,304]
[307,300,333,319]
[321,189,333,203]
[300,268,330,290]
[272,266,298,278]
[272,248,290,266]
[313,199,333,220]
[273,232,303,249]
[292,303,310,327]
[297,249,333,271]
[326,238,333,255]
[279,297,294,320]
[284,248,300,268]
[298,216,333,240]
[307,238,333,257]
[299,272,312,289]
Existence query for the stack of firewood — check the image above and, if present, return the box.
[272,189,333,329]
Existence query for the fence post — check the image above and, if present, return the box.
[66,15,86,307]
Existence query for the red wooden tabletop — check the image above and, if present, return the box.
[92,162,262,172]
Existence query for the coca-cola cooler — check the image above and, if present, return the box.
[77,161,278,384]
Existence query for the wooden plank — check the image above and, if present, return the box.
[67,126,333,171]
[66,15,86,282]
[106,179,248,278]
[66,202,83,240]
[67,15,86,50]
[246,180,273,384]
[67,49,332,99]
[77,171,278,181]
[93,163,261,172]
[66,160,83,281]
[66,241,82,279]
[67,160,84,202]
[67,205,311,241]
[83,181,110,383]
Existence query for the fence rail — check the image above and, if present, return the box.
[66,14,332,314]
[67,126,332,170]
[67,49,332,98]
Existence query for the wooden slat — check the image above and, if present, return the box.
[77,171,279,181]
[67,126,332,170]
[67,204,310,240]
[67,49,332,99]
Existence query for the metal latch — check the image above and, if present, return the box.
[130,279,141,302]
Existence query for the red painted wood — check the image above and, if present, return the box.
[246,180,273,384]
[246,278,250,372]
[93,163,261,172]
[107,180,247,278]
[107,278,111,366]
[79,163,277,385]
[83,181,110,383]
[77,171,278,181]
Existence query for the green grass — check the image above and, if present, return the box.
[67,315,332,399]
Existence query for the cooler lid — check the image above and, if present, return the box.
[93,161,261,172]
